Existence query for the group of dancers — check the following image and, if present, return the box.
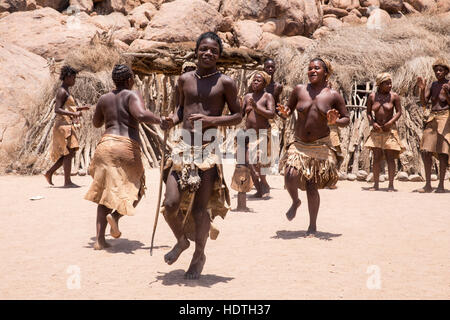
[44,32,449,279]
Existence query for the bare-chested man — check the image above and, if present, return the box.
[416,58,450,193]
[231,71,275,210]
[263,58,283,105]
[84,64,161,250]
[278,58,349,235]
[160,32,242,279]
[45,65,89,188]
[365,73,404,192]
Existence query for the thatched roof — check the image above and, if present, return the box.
[123,41,267,75]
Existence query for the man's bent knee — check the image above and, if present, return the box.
[163,198,180,214]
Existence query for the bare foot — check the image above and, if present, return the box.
[387,187,397,192]
[286,199,301,221]
[306,227,317,238]
[44,172,54,186]
[368,185,379,191]
[185,253,206,280]
[63,182,81,188]
[106,214,121,239]
[434,187,446,193]
[416,186,433,193]
[262,184,270,197]
[164,237,190,265]
[94,240,111,250]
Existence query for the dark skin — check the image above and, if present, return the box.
[160,37,242,279]
[264,60,287,157]
[44,74,89,188]
[175,65,197,108]
[243,73,275,198]
[416,66,450,193]
[263,60,283,105]
[366,79,402,192]
[279,60,349,234]
[92,75,161,250]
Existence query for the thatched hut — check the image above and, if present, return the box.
[268,13,450,179]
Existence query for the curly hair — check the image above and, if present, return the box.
[59,65,78,81]
[112,64,133,87]
[195,32,223,56]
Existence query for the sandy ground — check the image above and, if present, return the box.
[0,164,449,300]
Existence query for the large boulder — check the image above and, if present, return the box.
[312,25,332,39]
[218,15,234,32]
[282,1,305,36]
[342,13,364,24]
[233,19,263,49]
[282,35,314,51]
[404,0,438,12]
[0,0,27,12]
[112,27,140,45]
[144,0,223,42]
[221,0,322,37]
[127,2,157,29]
[91,11,130,30]
[329,0,360,10]
[204,0,221,11]
[68,0,93,13]
[323,15,343,30]
[303,0,323,36]
[379,0,404,13]
[322,5,349,18]
[261,18,286,36]
[360,0,380,6]
[35,0,69,11]
[359,0,380,8]
[95,0,141,15]
[0,40,51,173]
[256,31,281,51]
[0,7,101,62]
[220,0,271,20]
[366,8,391,29]
[26,0,37,10]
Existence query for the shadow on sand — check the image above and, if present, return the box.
[361,186,399,192]
[272,230,342,241]
[152,269,234,288]
[86,237,170,254]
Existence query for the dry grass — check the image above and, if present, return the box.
[64,31,130,74]
[271,14,450,96]
[13,35,126,174]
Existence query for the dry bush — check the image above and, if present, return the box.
[12,35,125,174]
[64,31,131,74]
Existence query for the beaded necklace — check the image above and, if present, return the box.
[194,70,220,79]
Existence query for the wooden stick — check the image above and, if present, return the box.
[150,130,168,256]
